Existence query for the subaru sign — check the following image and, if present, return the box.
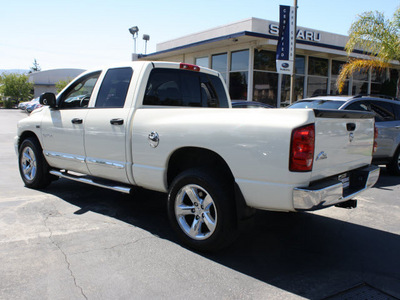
[276,5,295,74]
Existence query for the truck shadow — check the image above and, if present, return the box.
[42,170,400,300]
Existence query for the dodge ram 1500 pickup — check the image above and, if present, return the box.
[15,61,380,251]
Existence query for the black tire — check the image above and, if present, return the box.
[387,147,400,176]
[18,137,52,189]
[167,168,237,252]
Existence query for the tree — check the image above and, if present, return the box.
[337,7,400,98]
[0,73,33,106]
[55,78,73,93]
[29,59,41,73]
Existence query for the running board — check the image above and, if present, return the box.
[49,170,133,194]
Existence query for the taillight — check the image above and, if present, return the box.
[290,124,315,172]
[373,124,378,153]
[180,63,200,72]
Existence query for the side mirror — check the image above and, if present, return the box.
[39,92,56,108]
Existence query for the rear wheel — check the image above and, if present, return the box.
[167,169,237,252]
[387,147,400,176]
[19,137,52,189]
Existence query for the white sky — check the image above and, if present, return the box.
[1,0,398,71]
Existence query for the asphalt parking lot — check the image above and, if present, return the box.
[1,109,400,300]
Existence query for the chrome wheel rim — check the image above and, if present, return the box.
[21,146,37,181]
[174,184,217,240]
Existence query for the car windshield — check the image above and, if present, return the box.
[289,100,344,109]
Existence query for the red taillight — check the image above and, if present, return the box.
[180,63,200,72]
[290,124,315,172]
[373,124,378,153]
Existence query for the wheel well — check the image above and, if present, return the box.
[167,147,255,221]
[18,131,41,151]
[167,147,234,188]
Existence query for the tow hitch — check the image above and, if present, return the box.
[335,199,357,209]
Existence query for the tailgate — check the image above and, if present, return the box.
[311,109,375,180]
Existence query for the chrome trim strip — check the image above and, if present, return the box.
[293,165,380,211]
[44,151,85,163]
[49,170,132,194]
[86,158,125,169]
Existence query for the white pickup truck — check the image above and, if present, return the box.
[15,61,380,251]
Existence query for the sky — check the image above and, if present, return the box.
[1,0,399,71]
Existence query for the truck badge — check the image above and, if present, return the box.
[316,151,328,161]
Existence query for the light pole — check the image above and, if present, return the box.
[128,26,139,53]
[143,34,150,54]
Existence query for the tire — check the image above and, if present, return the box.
[387,147,400,176]
[167,168,237,252]
[18,137,52,189]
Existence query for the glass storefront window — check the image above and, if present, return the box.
[231,50,249,71]
[195,57,208,68]
[229,72,248,100]
[332,60,346,76]
[353,70,368,81]
[352,81,368,95]
[331,80,349,95]
[308,57,328,76]
[331,60,348,95]
[253,71,278,106]
[307,76,328,97]
[281,75,304,106]
[211,53,228,81]
[254,49,276,71]
[295,56,305,75]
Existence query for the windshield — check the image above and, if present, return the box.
[289,100,344,109]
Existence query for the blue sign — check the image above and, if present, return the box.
[276,5,295,74]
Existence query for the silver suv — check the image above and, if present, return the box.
[289,95,400,175]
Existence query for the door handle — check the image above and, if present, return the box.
[110,118,124,125]
[71,118,83,124]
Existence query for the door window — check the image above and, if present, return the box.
[58,72,101,109]
[95,67,133,108]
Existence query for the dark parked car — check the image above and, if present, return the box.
[231,100,273,108]
[289,95,400,175]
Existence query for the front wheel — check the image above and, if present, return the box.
[387,147,400,176]
[167,169,237,252]
[18,137,52,189]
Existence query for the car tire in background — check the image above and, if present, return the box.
[387,147,400,176]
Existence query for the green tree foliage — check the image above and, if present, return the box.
[29,59,41,73]
[337,7,400,97]
[0,73,33,106]
[55,78,73,93]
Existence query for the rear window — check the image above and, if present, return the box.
[143,68,229,108]
[289,100,344,109]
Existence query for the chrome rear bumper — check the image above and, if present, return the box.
[293,165,380,211]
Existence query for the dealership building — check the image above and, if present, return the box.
[139,17,399,107]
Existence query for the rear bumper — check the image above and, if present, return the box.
[293,165,380,211]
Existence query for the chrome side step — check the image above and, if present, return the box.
[49,170,133,194]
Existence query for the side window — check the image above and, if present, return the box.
[201,73,229,108]
[143,68,229,108]
[143,69,183,106]
[345,101,370,112]
[370,101,395,122]
[59,72,101,109]
[95,67,133,108]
